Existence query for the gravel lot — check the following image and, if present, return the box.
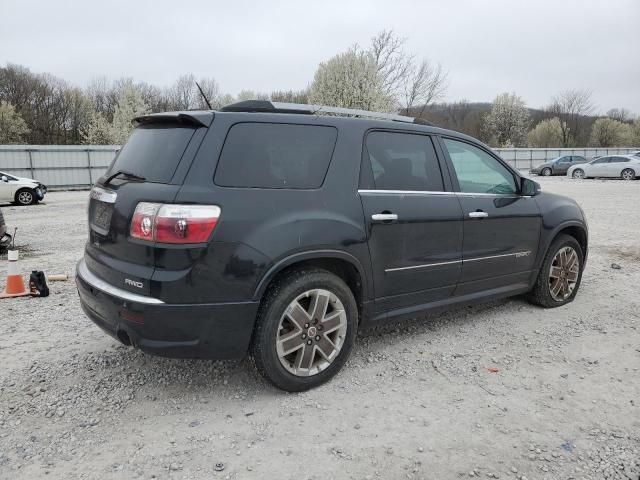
[1,177,639,480]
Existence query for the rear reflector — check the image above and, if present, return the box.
[130,203,220,244]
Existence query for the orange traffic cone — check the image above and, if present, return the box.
[1,249,30,298]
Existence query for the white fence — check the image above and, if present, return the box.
[0,145,638,190]
[494,147,639,170]
[0,145,119,189]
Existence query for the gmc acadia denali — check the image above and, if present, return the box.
[76,101,588,391]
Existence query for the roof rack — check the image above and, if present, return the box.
[220,100,433,126]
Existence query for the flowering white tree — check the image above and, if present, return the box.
[528,117,565,147]
[484,92,530,147]
[0,101,29,143]
[310,47,393,112]
[82,85,149,145]
[82,112,113,145]
[589,118,631,147]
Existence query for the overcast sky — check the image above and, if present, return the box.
[2,0,639,113]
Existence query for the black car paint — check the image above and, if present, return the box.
[76,111,588,359]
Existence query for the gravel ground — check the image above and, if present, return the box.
[0,177,639,480]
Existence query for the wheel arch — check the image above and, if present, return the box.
[252,250,369,316]
[544,222,588,264]
[14,187,35,205]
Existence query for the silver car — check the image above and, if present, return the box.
[567,155,640,180]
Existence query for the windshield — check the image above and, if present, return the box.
[107,125,196,184]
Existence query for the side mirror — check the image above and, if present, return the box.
[521,177,541,196]
[1,176,7,182]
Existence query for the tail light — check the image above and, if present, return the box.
[130,202,221,244]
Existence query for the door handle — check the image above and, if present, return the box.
[372,213,398,222]
[468,211,489,219]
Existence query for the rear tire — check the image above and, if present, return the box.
[527,234,584,308]
[251,268,358,392]
[541,168,552,176]
[572,169,585,179]
[621,168,635,180]
[14,188,35,206]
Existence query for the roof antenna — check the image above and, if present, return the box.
[195,81,213,110]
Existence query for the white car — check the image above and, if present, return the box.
[0,171,48,205]
[567,155,640,180]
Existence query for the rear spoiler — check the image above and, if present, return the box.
[132,111,214,128]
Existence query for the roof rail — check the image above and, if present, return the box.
[220,100,433,126]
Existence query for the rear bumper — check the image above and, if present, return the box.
[75,259,259,359]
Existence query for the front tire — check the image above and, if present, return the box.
[251,268,358,392]
[621,168,635,180]
[15,189,35,206]
[527,234,584,308]
[572,169,585,179]
[541,168,552,176]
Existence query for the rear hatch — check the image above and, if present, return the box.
[85,112,213,298]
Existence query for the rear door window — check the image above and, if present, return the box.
[215,123,338,189]
[108,125,196,183]
[364,131,444,191]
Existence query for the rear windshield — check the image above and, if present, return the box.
[214,123,338,189]
[108,125,196,183]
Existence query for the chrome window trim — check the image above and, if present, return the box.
[77,259,164,305]
[358,189,453,196]
[384,251,532,273]
[358,189,521,198]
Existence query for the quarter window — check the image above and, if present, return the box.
[215,123,338,189]
[365,131,444,191]
[442,138,517,195]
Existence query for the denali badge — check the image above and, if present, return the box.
[515,251,531,258]
[124,278,144,289]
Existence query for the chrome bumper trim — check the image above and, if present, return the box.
[76,258,164,305]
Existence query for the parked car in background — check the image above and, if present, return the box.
[76,101,588,391]
[630,151,640,157]
[530,155,588,176]
[0,171,47,205]
[567,155,640,180]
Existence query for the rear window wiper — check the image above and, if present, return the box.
[103,170,146,185]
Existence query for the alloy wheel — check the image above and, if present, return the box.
[18,191,33,205]
[548,246,579,301]
[572,169,584,179]
[276,288,348,377]
[621,168,635,180]
[542,168,551,176]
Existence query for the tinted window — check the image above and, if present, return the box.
[108,125,196,183]
[593,157,610,164]
[610,156,629,163]
[0,172,17,181]
[572,156,586,162]
[215,123,337,189]
[364,131,443,191]
[558,156,571,163]
[443,138,517,194]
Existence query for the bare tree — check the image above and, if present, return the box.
[369,30,412,98]
[401,60,448,116]
[547,89,594,146]
[606,108,633,123]
[368,30,448,114]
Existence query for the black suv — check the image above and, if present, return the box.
[76,101,588,391]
